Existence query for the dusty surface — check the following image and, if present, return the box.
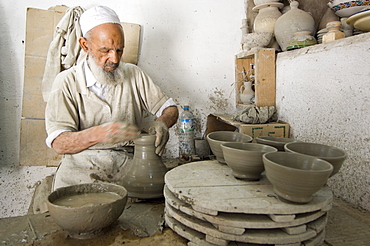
[0,196,369,245]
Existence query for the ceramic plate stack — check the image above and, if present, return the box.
[164,161,333,246]
[316,29,328,44]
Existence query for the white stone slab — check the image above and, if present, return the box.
[165,161,333,215]
[164,185,327,230]
[165,203,327,245]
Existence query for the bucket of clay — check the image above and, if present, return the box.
[47,183,128,239]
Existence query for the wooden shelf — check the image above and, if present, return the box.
[235,48,276,108]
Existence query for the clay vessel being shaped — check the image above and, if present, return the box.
[284,142,347,177]
[263,152,333,203]
[47,183,128,239]
[206,131,253,164]
[121,134,168,199]
[221,142,277,180]
[274,1,315,51]
[255,136,301,151]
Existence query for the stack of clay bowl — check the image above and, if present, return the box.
[164,160,333,246]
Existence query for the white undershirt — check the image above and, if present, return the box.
[46,61,176,148]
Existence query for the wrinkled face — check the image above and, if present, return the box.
[79,23,125,72]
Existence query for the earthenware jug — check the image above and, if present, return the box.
[253,2,284,34]
[239,81,255,104]
[274,1,315,51]
[121,134,168,199]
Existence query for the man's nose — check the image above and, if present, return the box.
[109,50,121,63]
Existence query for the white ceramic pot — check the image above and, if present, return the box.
[253,2,284,33]
[274,1,315,51]
[328,0,370,17]
[239,81,255,104]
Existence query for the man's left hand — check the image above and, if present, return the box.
[149,120,169,156]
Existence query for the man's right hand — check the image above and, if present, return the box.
[99,122,140,144]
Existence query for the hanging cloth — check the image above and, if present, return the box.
[42,6,85,102]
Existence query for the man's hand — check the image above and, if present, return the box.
[100,122,140,144]
[149,120,169,156]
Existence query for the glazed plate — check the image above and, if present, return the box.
[346,8,370,31]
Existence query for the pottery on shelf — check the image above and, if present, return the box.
[322,21,345,43]
[47,183,128,239]
[239,81,255,104]
[328,0,370,18]
[221,142,277,180]
[346,8,370,31]
[263,152,333,204]
[121,134,168,199]
[253,0,281,5]
[274,1,315,51]
[287,31,317,50]
[206,131,253,164]
[319,7,340,30]
[253,2,284,34]
[241,32,273,52]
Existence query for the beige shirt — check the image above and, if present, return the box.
[45,59,169,148]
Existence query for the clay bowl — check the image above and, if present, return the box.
[284,142,347,177]
[263,152,333,203]
[255,136,301,151]
[47,183,128,239]
[221,142,278,180]
[206,131,253,164]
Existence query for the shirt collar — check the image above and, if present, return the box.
[84,59,99,87]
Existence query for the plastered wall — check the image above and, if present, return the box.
[276,33,370,211]
[0,0,244,218]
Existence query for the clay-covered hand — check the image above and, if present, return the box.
[99,122,140,144]
[149,120,169,156]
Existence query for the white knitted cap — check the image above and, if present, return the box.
[80,6,121,36]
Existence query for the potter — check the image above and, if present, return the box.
[44,6,179,191]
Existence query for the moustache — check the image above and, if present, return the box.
[104,62,120,70]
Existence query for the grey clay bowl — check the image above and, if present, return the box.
[284,142,347,177]
[47,183,128,239]
[255,136,301,151]
[221,142,278,180]
[206,131,253,164]
[263,152,333,204]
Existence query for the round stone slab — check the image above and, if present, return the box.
[164,160,333,215]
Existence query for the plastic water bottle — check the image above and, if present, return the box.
[178,106,195,161]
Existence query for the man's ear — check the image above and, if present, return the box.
[79,37,89,52]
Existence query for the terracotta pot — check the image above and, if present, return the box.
[274,1,315,51]
[263,152,333,204]
[206,131,253,164]
[221,142,277,180]
[121,134,168,199]
[47,183,128,239]
[284,142,347,177]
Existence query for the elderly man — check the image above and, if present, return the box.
[45,6,178,191]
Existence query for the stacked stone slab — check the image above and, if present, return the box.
[164,161,333,246]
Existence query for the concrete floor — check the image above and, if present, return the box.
[1,196,365,245]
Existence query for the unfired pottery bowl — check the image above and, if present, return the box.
[47,183,128,239]
[263,152,333,203]
[255,136,301,151]
[221,142,277,180]
[284,142,347,177]
[241,32,272,51]
[206,131,253,164]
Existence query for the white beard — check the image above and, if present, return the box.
[87,54,124,86]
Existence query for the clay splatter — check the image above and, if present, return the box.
[208,87,230,112]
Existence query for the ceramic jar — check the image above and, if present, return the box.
[121,134,168,199]
[287,31,317,50]
[239,81,255,104]
[274,1,315,51]
[253,2,284,34]
[322,21,345,43]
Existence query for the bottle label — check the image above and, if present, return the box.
[179,118,194,133]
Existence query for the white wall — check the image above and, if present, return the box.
[0,0,244,218]
[276,33,370,211]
